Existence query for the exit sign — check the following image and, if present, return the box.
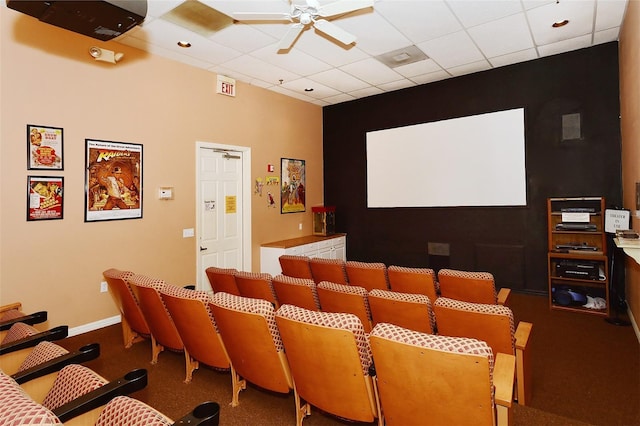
[216,75,236,97]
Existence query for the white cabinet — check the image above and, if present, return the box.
[260,234,347,276]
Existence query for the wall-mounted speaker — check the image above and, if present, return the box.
[562,112,582,140]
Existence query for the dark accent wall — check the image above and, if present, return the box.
[322,42,622,294]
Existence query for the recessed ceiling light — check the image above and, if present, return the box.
[177,41,192,48]
[304,88,314,92]
[552,19,569,28]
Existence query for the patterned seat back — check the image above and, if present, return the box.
[210,293,293,407]
[234,271,279,308]
[387,265,438,304]
[369,322,496,426]
[433,297,516,355]
[345,261,389,291]
[41,364,108,410]
[0,370,62,425]
[205,267,240,295]
[275,304,379,424]
[437,268,498,304]
[102,268,151,348]
[368,289,436,333]
[18,341,70,372]
[316,281,372,332]
[272,274,321,311]
[95,396,173,426]
[1,322,40,345]
[309,257,348,284]
[278,255,313,279]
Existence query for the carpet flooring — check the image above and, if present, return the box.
[58,292,639,426]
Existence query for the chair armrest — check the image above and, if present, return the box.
[0,302,22,314]
[172,401,221,426]
[497,288,511,305]
[52,368,148,423]
[493,352,515,408]
[12,343,101,384]
[514,321,532,351]
[0,325,68,355]
[0,311,48,331]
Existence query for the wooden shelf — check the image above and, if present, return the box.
[547,197,610,317]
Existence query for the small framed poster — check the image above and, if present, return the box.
[27,124,63,170]
[27,176,63,221]
[281,158,305,214]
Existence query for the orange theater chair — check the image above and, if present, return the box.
[438,268,511,305]
[309,258,348,285]
[387,265,439,304]
[272,275,321,311]
[278,255,314,279]
[205,267,241,296]
[345,261,389,292]
[367,289,436,334]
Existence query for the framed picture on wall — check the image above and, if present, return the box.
[27,124,63,170]
[281,158,305,214]
[27,176,63,221]
[84,139,143,222]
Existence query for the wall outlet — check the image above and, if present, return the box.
[100,281,108,293]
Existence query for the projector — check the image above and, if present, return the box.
[6,1,147,41]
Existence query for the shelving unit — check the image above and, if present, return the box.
[547,197,609,317]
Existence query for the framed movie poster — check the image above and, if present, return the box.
[27,176,63,221]
[27,124,63,170]
[281,158,305,214]
[85,139,143,222]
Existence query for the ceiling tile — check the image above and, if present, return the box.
[308,68,370,92]
[527,0,595,46]
[446,0,523,27]
[537,33,593,57]
[393,58,444,79]
[219,54,301,85]
[340,57,404,86]
[488,48,538,68]
[250,44,333,76]
[468,13,534,58]
[280,77,342,99]
[417,30,485,69]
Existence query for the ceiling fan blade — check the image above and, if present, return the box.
[313,19,356,45]
[232,12,291,21]
[317,0,374,18]
[278,23,305,50]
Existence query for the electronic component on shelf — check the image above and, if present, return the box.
[560,207,596,213]
[555,260,600,280]
[554,243,599,251]
[555,223,597,231]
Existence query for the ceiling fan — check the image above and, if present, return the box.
[231,0,374,51]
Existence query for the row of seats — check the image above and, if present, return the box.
[206,266,532,405]
[102,270,515,426]
[0,302,220,425]
[277,255,512,305]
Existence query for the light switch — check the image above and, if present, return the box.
[183,228,194,238]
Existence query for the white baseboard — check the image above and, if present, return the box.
[68,315,121,337]
[629,307,640,345]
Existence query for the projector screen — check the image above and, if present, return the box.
[366,108,526,208]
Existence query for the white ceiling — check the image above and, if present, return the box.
[116,0,628,106]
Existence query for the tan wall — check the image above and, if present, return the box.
[0,8,322,328]
[619,0,640,329]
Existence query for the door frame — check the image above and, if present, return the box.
[195,141,252,289]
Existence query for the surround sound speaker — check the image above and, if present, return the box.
[6,0,147,41]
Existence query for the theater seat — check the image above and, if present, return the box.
[275,304,382,426]
[205,267,240,295]
[278,255,313,279]
[367,289,436,334]
[438,268,511,305]
[210,293,295,411]
[387,265,439,304]
[234,271,280,309]
[316,281,372,332]
[102,268,151,348]
[433,296,533,405]
[345,261,389,291]
[309,258,348,285]
[369,322,515,426]
[272,275,321,311]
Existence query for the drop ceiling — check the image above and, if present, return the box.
[116,0,628,106]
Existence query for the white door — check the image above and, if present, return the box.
[196,143,251,291]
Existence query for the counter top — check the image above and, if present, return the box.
[614,237,640,265]
[261,233,346,249]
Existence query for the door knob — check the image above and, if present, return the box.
[200,246,208,251]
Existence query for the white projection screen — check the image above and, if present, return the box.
[366,108,526,208]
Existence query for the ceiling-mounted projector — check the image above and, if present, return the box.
[6,0,147,41]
